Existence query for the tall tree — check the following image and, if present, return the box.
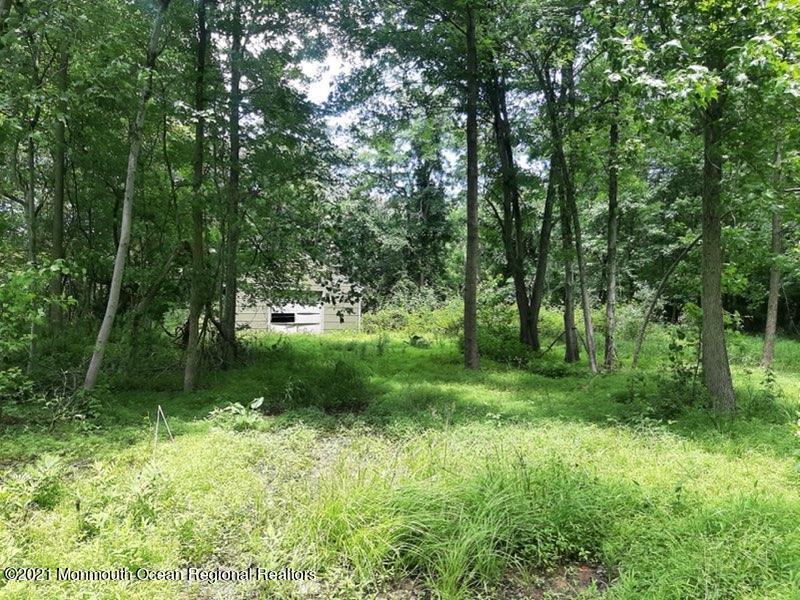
[50,49,68,328]
[528,161,557,351]
[560,186,579,363]
[463,4,480,370]
[761,145,783,369]
[603,41,621,369]
[184,0,209,391]
[699,88,735,411]
[221,0,242,363]
[486,68,534,347]
[542,61,598,373]
[84,0,172,391]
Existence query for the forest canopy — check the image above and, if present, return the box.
[3,1,800,598]
[0,0,798,409]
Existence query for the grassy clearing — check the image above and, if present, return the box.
[0,327,799,599]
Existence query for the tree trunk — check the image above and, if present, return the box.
[23,135,36,266]
[559,147,598,373]
[184,0,208,392]
[700,96,735,411]
[463,5,480,370]
[221,0,242,364]
[560,186,579,363]
[541,63,598,373]
[24,127,38,374]
[487,69,533,346]
[50,50,68,328]
[83,0,170,391]
[603,89,620,369]
[529,159,557,351]
[762,146,782,369]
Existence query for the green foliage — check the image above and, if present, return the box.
[0,454,65,516]
[795,413,800,474]
[407,334,431,348]
[239,352,373,415]
[0,367,35,404]
[0,262,73,359]
[737,368,791,422]
[363,293,462,339]
[615,326,704,420]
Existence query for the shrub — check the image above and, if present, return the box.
[0,454,66,515]
[736,369,791,422]
[0,367,35,404]
[242,357,372,415]
[311,359,371,413]
[615,325,706,420]
[363,293,462,339]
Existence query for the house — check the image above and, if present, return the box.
[236,282,361,334]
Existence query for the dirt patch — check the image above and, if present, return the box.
[371,564,610,600]
[494,563,611,599]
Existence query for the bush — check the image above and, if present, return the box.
[363,289,461,339]
[309,359,371,413]
[736,369,792,422]
[0,367,36,404]
[245,357,372,415]
[467,301,571,376]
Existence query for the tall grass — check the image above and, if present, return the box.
[0,319,798,599]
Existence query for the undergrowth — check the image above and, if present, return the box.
[0,314,799,599]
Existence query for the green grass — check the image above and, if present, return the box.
[1,328,799,599]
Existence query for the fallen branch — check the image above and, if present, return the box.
[631,232,702,368]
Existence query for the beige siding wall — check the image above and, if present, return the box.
[322,303,360,332]
[238,303,270,331]
[237,297,361,334]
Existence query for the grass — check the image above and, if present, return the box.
[0,325,799,599]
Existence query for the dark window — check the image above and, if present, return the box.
[271,313,295,324]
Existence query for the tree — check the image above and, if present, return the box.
[485,66,536,347]
[50,48,68,328]
[219,0,243,363]
[84,0,172,391]
[699,88,735,410]
[603,28,622,369]
[463,4,480,370]
[184,0,209,391]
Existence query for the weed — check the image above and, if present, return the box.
[1,327,799,599]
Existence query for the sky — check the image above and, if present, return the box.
[300,53,346,105]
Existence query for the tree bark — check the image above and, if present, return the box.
[221,0,242,364]
[24,126,38,374]
[184,0,208,392]
[700,96,735,411]
[762,146,782,369]
[50,50,68,328]
[24,134,36,265]
[529,159,557,351]
[463,5,480,370]
[558,138,598,373]
[539,63,598,372]
[486,69,533,347]
[560,186,579,363]
[83,0,171,391]
[603,87,620,369]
